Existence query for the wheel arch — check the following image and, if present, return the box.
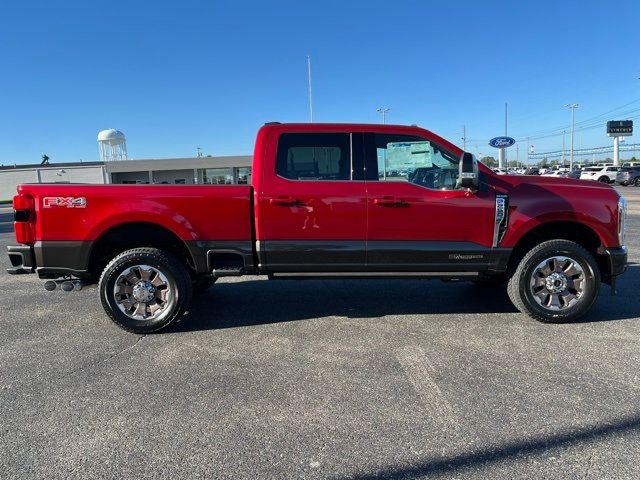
[507,221,606,275]
[88,222,199,279]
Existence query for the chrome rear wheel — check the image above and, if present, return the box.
[99,248,192,333]
[114,265,175,321]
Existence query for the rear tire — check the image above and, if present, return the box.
[634,177,640,187]
[99,248,192,333]
[597,176,610,183]
[507,240,599,323]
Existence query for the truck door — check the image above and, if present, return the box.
[363,132,497,272]
[259,131,367,272]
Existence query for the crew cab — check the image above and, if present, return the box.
[7,123,628,333]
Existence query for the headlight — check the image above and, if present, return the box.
[618,196,627,245]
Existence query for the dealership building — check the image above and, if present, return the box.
[0,128,255,200]
[0,155,253,200]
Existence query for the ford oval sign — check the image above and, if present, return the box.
[489,136,516,148]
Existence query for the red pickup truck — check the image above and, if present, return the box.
[7,123,628,333]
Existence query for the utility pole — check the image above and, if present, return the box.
[377,107,390,124]
[562,130,566,165]
[565,103,579,170]
[307,55,313,123]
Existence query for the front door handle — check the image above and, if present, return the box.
[373,197,408,207]
[269,196,306,206]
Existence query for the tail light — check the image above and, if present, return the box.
[13,194,35,244]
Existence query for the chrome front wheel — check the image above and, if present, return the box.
[507,239,600,323]
[529,256,586,311]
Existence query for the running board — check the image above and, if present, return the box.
[269,271,480,280]
[212,267,244,278]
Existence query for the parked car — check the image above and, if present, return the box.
[562,170,581,180]
[493,167,508,175]
[7,122,627,333]
[524,167,540,175]
[580,166,619,183]
[616,167,640,186]
[541,170,565,177]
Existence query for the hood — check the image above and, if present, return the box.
[494,173,616,192]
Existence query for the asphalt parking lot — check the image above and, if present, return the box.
[1,187,639,479]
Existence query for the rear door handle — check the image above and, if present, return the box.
[373,197,408,207]
[269,197,306,206]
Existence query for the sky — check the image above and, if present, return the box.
[1,0,639,165]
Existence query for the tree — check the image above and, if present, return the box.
[480,156,497,167]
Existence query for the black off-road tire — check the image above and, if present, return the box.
[193,276,217,294]
[507,240,600,323]
[99,248,193,334]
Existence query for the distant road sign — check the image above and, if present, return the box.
[489,137,516,148]
[607,120,633,136]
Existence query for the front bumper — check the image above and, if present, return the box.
[7,245,35,274]
[603,246,627,278]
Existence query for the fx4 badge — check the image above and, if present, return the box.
[43,197,87,208]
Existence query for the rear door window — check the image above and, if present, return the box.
[276,133,352,181]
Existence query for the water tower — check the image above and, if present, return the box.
[97,129,128,161]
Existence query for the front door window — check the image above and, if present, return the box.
[374,134,460,190]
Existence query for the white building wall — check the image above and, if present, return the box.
[0,166,104,201]
[38,166,105,184]
[0,170,39,200]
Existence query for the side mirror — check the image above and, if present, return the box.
[458,152,479,190]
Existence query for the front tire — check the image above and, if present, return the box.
[507,240,599,323]
[99,248,193,333]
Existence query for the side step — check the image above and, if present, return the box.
[212,267,244,278]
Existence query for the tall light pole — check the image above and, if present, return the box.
[307,56,313,122]
[565,103,579,170]
[377,107,390,124]
[562,130,566,165]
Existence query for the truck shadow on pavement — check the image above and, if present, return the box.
[347,412,640,479]
[170,264,639,332]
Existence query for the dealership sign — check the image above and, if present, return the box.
[489,136,516,148]
[607,120,633,137]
